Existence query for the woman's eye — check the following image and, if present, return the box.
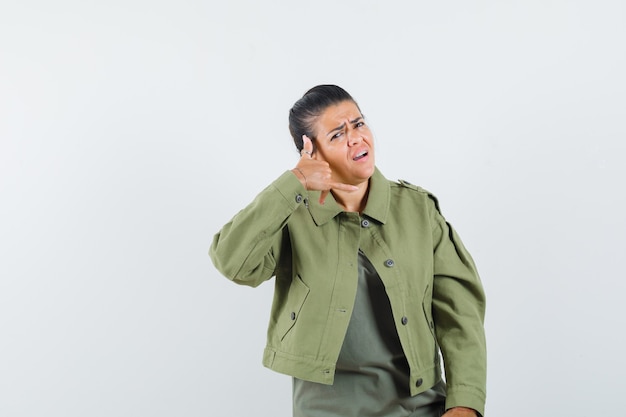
[355,121,365,128]
[331,132,343,140]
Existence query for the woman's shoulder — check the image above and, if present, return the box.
[389,178,442,213]
[394,178,428,193]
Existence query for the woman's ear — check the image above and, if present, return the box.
[304,134,320,160]
[311,139,318,158]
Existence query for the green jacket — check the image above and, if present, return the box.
[210,168,487,415]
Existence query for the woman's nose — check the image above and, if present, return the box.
[347,131,363,146]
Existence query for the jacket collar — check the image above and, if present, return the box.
[307,167,390,226]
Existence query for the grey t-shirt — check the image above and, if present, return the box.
[293,250,446,417]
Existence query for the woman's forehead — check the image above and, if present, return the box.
[318,101,362,124]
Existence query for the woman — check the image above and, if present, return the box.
[210,85,486,417]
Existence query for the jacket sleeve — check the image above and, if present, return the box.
[209,171,306,287]
[429,196,487,416]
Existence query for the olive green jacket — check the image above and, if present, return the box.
[209,168,487,415]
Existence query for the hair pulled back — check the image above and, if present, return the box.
[288,85,359,153]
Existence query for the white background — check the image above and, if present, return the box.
[1,1,625,416]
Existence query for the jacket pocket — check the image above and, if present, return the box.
[278,275,310,342]
[421,285,435,336]
[421,284,439,362]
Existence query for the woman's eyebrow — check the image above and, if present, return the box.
[350,117,363,125]
[327,123,346,137]
[326,117,363,137]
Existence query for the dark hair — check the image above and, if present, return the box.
[288,84,360,153]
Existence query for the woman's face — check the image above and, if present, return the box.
[311,100,376,186]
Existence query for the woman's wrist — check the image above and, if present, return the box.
[291,168,308,189]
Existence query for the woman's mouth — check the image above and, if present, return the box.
[353,151,368,161]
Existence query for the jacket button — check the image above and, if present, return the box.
[295,194,303,204]
[401,316,408,325]
[385,259,395,267]
[361,219,370,228]
[416,378,423,387]
[290,312,296,320]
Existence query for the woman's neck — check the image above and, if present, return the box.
[331,180,370,213]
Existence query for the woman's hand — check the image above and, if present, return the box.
[442,407,478,417]
[291,135,357,205]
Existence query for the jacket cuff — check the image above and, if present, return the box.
[445,386,486,417]
[272,170,308,206]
